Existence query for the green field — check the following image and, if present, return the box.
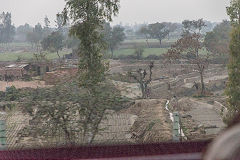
[0,40,211,61]
[0,48,210,61]
[0,51,70,61]
[110,48,168,57]
[110,47,210,57]
[0,42,32,48]
[122,38,178,44]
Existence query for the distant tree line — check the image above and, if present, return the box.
[103,22,126,58]
[0,11,127,60]
[0,12,15,44]
[0,11,231,63]
[204,20,231,56]
[137,22,178,47]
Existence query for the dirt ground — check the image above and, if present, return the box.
[109,60,228,141]
[2,108,138,149]
[111,80,142,99]
[177,97,226,141]
[0,81,51,91]
[120,99,172,143]
[94,111,138,144]
[0,59,229,147]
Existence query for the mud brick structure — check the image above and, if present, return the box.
[0,64,30,81]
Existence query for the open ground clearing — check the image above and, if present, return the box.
[109,60,227,141]
[0,58,229,148]
[0,81,51,91]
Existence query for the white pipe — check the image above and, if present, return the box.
[165,100,174,122]
[165,100,187,140]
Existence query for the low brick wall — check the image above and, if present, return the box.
[0,68,27,80]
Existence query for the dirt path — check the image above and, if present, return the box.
[0,81,51,91]
[182,98,225,135]
[111,80,142,99]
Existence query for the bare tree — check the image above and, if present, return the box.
[138,25,151,48]
[167,19,209,96]
[128,62,154,99]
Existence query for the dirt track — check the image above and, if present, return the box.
[179,98,226,138]
[0,81,51,91]
[187,98,225,135]
[111,80,142,99]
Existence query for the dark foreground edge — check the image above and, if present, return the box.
[0,140,211,160]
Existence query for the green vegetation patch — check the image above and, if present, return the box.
[110,48,168,58]
[0,51,70,61]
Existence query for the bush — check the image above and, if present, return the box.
[144,55,161,60]
[22,74,32,81]
[134,46,144,60]
[116,55,137,60]
[5,86,20,101]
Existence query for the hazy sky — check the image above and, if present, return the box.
[0,0,231,27]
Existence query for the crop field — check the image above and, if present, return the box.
[0,42,210,61]
[110,48,168,57]
[109,47,210,58]
[122,38,178,43]
[0,50,70,61]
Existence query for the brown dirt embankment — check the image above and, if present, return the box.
[121,99,172,143]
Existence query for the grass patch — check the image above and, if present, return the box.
[0,42,32,48]
[146,122,156,131]
[123,38,178,44]
[0,50,70,61]
[111,48,168,58]
[0,41,211,61]
[110,47,210,58]
[192,94,210,98]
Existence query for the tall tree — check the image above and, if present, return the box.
[138,25,151,48]
[44,16,50,29]
[164,22,178,40]
[148,22,169,46]
[204,20,231,56]
[34,23,43,37]
[26,31,38,48]
[63,0,120,87]
[27,23,43,51]
[128,62,154,99]
[41,31,64,59]
[43,16,51,38]
[167,19,208,96]
[104,23,126,58]
[134,45,144,60]
[0,12,15,44]
[29,0,121,144]
[225,0,240,123]
[55,13,65,32]
[15,23,32,42]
